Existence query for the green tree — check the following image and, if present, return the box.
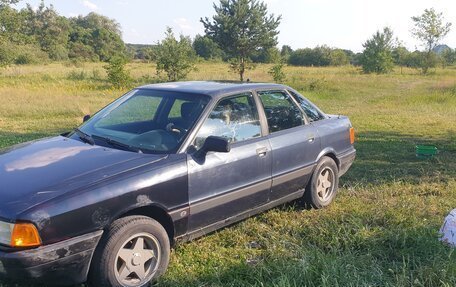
[104,56,131,88]
[201,0,281,81]
[23,2,70,60]
[329,49,349,66]
[392,46,410,74]
[404,51,424,69]
[193,34,225,60]
[280,45,293,61]
[0,3,49,66]
[360,27,395,74]
[0,4,32,45]
[268,61,286,83]
[69,13,125,61]
[251,47,280,63]
[441,48,455,68]
[0,0,19,7]
[288,48,313,66]
[288,46,333,67]
[0,42,15,67]
[411,8,452,74]
[155,27,196,82]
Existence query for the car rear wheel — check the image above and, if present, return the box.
[304,156,339,209]
[88,216,170,287]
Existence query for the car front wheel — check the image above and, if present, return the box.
[88,215,170,287]
[305,156,339,209]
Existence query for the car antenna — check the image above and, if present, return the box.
[246,78,250,83]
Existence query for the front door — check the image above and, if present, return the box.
[187,92,272,230]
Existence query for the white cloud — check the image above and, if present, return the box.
[82,0,98,11]
[173,18,194,32]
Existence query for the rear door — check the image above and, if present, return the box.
[257,90,321,201]
[187,92,272,230]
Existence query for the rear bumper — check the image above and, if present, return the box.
[0,230,103,286]
[338,148,356,176]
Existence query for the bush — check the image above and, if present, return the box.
[0,42,49,66]
[14,45,49,65]
[0,41,15,67]
[104,56,131,88]
[330,49,350,66]
[288,46,333,67]
[268,62,286,83]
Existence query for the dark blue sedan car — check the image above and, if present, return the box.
[0,81,355,287]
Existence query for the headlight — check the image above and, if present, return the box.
[0,221,41,248]
[0,221,13,246]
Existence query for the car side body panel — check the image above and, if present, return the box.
[267,125,320,201]
[312,115,356,174]
[187,137,272,230]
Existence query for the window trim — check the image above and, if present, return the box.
[287,89,327,122]
[255,89,309,134]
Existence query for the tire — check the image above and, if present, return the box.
[88,216,170,287]
[304,156,339,209]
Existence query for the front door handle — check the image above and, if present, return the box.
[256,147,268,157]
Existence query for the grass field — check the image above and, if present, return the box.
[1,62,456,286]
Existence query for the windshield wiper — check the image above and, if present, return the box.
[74,128,95,145]
[92,135,143,153]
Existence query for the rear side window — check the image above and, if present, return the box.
[257,90,304,133]
[194,93,261,148]
[288,90,325,122]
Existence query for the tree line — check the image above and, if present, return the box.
[0,0,125,66]
[1,0,454,83]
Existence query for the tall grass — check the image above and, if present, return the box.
[0,63,455,286]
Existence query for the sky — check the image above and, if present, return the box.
[16,0,456,53]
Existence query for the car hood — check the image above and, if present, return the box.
[0,136,167,220]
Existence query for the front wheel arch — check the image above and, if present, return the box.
[116,205,175,244]
[88,215,171,287]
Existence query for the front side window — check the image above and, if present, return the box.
[288,90,325,122]
[74,89,209,153]
[258,90,304,133]
[194,93,261,149]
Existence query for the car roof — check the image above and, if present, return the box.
[138,81,288,99]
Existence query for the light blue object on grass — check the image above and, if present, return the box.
[440,209,456,247]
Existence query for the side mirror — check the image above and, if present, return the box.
[83,114,91,123]
[194,136,230,158]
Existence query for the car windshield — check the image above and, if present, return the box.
[71,89,210,154]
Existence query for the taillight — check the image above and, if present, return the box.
[349,127,355,145]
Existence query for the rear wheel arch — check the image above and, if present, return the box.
[316,149,340,171]
[324,153,339,171]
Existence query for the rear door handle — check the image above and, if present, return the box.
[256,147,268,157]
[308,137,315,143]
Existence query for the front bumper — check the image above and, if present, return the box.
[0,230,103,286]
[338,148,356,176]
